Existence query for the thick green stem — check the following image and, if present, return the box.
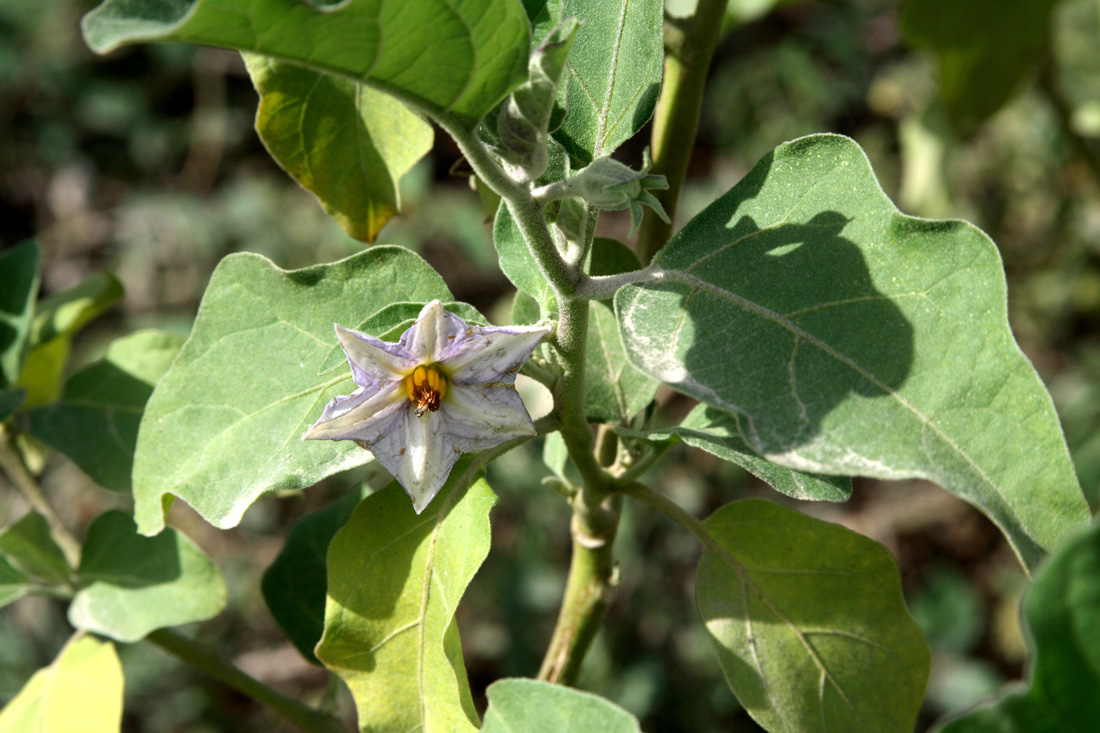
[148,629,346,733]
[636,0,729,264]
[0,425,82,568]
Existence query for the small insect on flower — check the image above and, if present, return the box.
[303,301,551,513]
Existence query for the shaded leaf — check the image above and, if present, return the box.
[0,634,123,733]
[0,241,39,389]
[697,498,929,732]
[0,555,32,609]
[68,511,226,642]
[17,272,124,408]
[24,330,184,493]
[621,404,851,501]
[616,134,1088,571]
[316,461,495,733]
[586,300,658,423]
[901,0,1059,135]
[262,486,369,664]
[494,203,558,314]
[0,389,25,422]
[938,519,1100,732]
[133,246,451,535]
[554,0,664,165]
[481,678,642,732]
[0,512,70,586]
[245,55,433,243]
[82,0,530,128]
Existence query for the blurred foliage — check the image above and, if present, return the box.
[2,0,1100,730]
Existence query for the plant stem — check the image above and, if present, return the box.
[636,0,729,264]
[147,629,347,733]
[0,425,82,567]
[615,481,713,549]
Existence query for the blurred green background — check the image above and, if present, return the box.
[2,0,1099,730]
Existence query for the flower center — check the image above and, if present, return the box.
[404,364,447,417]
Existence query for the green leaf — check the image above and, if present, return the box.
[621,404,851,502]
[262,486,368,664]
[23,330,184,493]
[0,512,70,586]
[82,0,530,129]
[697,498,930,732]
[0,634,123,733]
[481,678,642,732]
[244,54,433,243]
[0,241,40,389]
[586,301,658,423]
[17,271,124,408]
[68,511,226,642]
[938,519,1100,732]
[132,246,452,535]
[0,555,32,609]
[553,0,663,166]
[0,389,25,422]
[615,134,1089,572]
[900,0,1059,135]
[512,290,543,326]
[494,203,558,315]
[316,461,495,733]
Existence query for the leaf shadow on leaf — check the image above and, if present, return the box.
[630,82,661,131]
[661,210,914,458]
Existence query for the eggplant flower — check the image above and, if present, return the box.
[303,301,551,512]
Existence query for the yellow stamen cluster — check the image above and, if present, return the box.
[404,364,447,417]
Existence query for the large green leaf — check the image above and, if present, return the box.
[938,519,1100,732]
[24,330,184,493]
[620,404,851,501]
[554,0,663,165]
[81,0,530,128]
[0,241,39,389]
[615,134,1088,571]
[17,272,124,408]
[68,511,226,642]
[0,511,70,586]
[697,498,929,732]
[132,246,451,535]
[316,462,494,733]
[901,0,1059,135]
[0,634,123,733]
[481,679,642,732]
[262,486,368,664]
[244,55,433,243]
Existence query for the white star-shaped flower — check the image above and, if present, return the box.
[304,301,551,512]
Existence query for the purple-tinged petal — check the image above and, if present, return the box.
[369,409,462,513]
[302,382,406,442]
[335,325,416,389]
[440,383,537,453]
[398,300,469,364]
[441,323,550,384]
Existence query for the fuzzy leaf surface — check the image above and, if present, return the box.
[68,511,226,642]
[938,519,1100,732]
[616,133,1088,571]
[245,55,433,242]
[24,330,183,493]
[481,679,642,732]
[697,499,929,732]
[316,462,494,733]
[132,247,451,535]
[82,0,529,128]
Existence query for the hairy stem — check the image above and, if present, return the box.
[0,425,82,568]
[147,629,346,733]
[636,0,729,264]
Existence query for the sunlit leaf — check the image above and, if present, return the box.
[616,134,1089,571]
[133,246,451,535]
[0,241,39,389]
[24,330,184,493]
[82,0,530,128]
[554,0,664,165]
[697,498,930,732]
[938,519,1100,732]
[68,511,226,642]
[481,679,642,732]
[316,461,494,733]
[245,55,433,243]
[0,634,123,733]
[621,404,851,501]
